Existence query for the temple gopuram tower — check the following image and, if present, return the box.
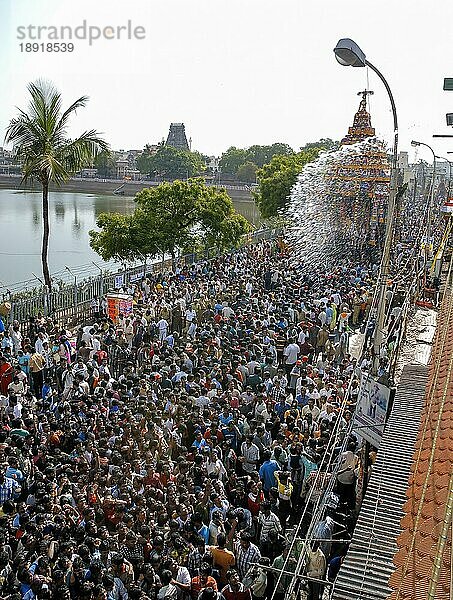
[166,123,190,151]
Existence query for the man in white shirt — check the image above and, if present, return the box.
[34,332,49,355]
[240,437,260,474]
[222,303,235,319]
[185,307,196,333]
[81,326,94,347]
[283,338,300,375]
[258,502,282,544]
[91,335,101,357]
[336,444,358,509]
[168,558,191,600]
[157,318,169,341]
[331,292,341,307]
[298,328,308,345]
[301,399,321,421]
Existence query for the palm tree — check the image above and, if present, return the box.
[5,80,108,289]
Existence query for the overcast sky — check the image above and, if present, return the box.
[1,0,453,161]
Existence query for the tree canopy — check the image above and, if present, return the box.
[253,149,320,218]
[236,161,258,183]
[219,143,294,176]
[300,138,339,152]
[89,179,252,262]
[94,150,116,178]
[136,145,205,179]
[219,147,248,175]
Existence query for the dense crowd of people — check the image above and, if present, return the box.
[0,239,379,600]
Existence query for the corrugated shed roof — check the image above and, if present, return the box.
[332,364,429,600]
[387,293,453,600]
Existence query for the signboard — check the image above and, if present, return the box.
[130,271,144,283]
[353,373,391,448]
[107,297,118,322]
[106,293,133,323]
[119,297,133,316]
[114,274,124,289]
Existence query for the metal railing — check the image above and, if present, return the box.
[1,227,281,328]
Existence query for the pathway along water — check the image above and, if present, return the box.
[0,188,260,286]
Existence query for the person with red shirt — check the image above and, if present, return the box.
[190,563,218,599]
[247,481,264,518]
[0,357,13,396]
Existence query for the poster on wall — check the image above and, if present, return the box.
[353,373,391,448]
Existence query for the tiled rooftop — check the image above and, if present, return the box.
[387,292,453,600]
[332,364,428,600]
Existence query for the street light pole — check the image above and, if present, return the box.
[366,62,398,373]
[411,141,436,285]
[333,39,399,374]
[435,155,452,197]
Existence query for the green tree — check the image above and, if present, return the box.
[94,150,116,178]
[254,149,320,218]
[220,144,294,176]
[146,146,205,179]
[136,144,157,177]
[300,138,339,152]
[237,161,258,183]
[219,147,248,175]
[6,80,108,288]
[246,143,293,167]
[90,179,251,263]
[89,213,136,261]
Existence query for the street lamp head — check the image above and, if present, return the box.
[411,140,421,147]
[333,38,366,67]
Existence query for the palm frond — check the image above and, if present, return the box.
[27,81,64,147]
[56,96,89,134]
[5,80,108,186]
[57,131,109,174]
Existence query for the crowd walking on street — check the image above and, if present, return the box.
[0,238,388,600]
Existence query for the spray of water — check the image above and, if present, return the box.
[283,139,389,273]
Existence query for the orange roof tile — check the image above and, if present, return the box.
[387,293,453,600]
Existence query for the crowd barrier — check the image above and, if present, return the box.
[1,227,282,329]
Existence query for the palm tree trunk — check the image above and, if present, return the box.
[41,182,52,290]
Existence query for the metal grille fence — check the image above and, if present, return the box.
[2,227,281,329]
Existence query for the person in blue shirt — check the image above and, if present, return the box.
[192,432,208,452]
[5,457,24,483]
[17,350,29,376]
[328,554,345,581]
[41,379,53,401]
[325,303,334,326]
[259,450,280,493]
[274,397,291,422]
[222,422,240,452]
[19,570,36,600]
[192,514,210,543]
[218,408,233,427]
